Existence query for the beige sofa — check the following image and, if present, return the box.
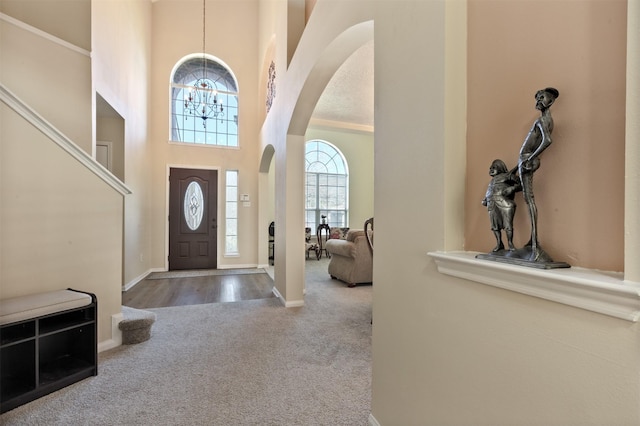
[325,229,373,287]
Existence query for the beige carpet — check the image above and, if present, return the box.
[0,258,372,425]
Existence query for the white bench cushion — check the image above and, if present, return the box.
[0,290,92,325]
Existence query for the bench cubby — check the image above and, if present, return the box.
[0,289,97,413]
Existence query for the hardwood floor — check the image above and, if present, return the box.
[122,272,275,309]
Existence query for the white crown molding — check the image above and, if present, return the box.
[1,84,132,196]
[308,117,374,135]
[428,251,640,322]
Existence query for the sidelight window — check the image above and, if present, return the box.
[225,170,239,255]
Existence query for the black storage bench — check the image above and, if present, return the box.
[0,289,97,413]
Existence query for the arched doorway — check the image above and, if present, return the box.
[259,17,374,306]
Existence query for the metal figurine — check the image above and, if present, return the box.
[477,87,570,269]
[518,87,559,260]
[481,159,521,252]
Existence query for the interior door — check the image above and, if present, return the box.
[169,168,218,270]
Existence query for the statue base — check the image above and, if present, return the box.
[476,246,570,269]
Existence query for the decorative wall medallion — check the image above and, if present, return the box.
[184,181,204,230]
[266,60,276,113]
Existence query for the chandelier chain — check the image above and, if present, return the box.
[183,0,225,128]
[202,0,206,80]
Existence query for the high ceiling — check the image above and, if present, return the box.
[97,41,375,129]
[311,40,374,129]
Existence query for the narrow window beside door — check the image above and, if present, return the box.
[225,170,239,255]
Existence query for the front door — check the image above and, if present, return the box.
[169,168,218,270]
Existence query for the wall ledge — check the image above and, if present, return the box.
[428,251,640,322]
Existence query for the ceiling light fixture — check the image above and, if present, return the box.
[183,0,224,127]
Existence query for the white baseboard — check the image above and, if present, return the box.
[123,268,163,291]
[368,413,381,426]
[285,299,305,307]
[98,312,123,353]
[217,263,259,269]
[271,287,305,307]
[272,287,285,305]
[98,339,118,353]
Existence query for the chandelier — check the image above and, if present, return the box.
[183,0,224,127]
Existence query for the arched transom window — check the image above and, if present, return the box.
[305,140,349,229]
[171,56,239,146]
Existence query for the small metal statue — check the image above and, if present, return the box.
[481,159,521,252]
[477,87,570,269]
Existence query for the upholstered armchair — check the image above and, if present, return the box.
[325,229,373,287]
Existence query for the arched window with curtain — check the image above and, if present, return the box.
[170,55,239,146]
[305,140,349,229]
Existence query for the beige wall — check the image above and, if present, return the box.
[96,115,125,182]
[3,0,639,423]
[0,103,124,345]
[259,0,373,304]
[370,0,638,424]
[92,0,153,292]
[149,0,260,269]
[626,0,640,282]
[0,0,91,51]
[465,0,627,272]
[260,0,637,424]
[305,0,317,23]
[0,9,92,155]
[1,1,126,346]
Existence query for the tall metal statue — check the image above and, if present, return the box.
[477,87,569,269]
[518,87,559,260]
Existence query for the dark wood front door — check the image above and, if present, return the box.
[169,168,218,270]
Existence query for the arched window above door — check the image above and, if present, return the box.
[170,55,239,147]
